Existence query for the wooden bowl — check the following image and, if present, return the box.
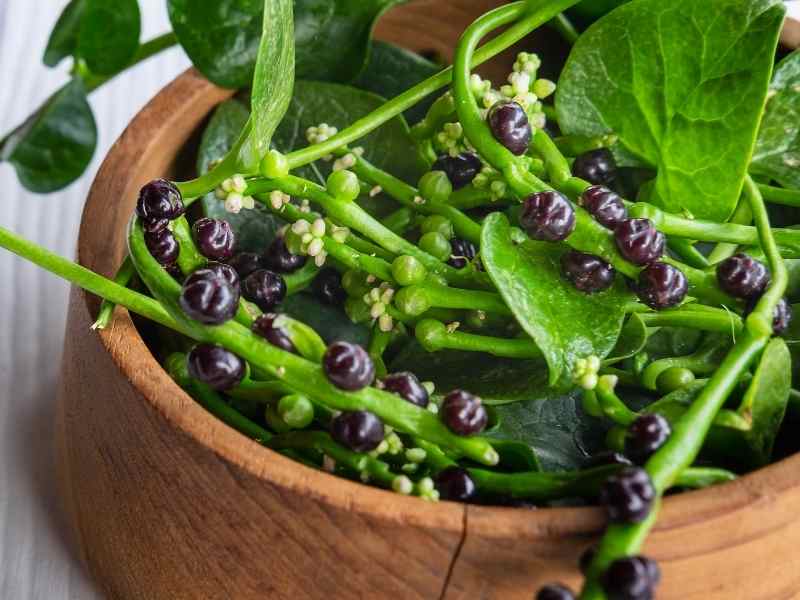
[57,3,800,599]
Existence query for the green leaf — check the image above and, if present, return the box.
[272,80,423,186]
[168,0,263,89]
[241,0,295,167]
[389,342,571,406]
[481,213,629,384]
[752,51,800,189]
[282,293,370,346]
[352,41,441,125]
[604,313,648,365]
[294,0,404,82]
[1,79,97,193]
[198,99,285,253]
[556,0,785,222]
[169,0,404,89]
[488,390,608,471]
[77,0,141,76]
[43,0,86,67]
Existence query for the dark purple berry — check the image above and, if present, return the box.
[536,584,575,600]
[745,296,793,335]
[441,390,488,436]
[330,410,384,452]
[636,263,688,310]
[434,466,476,501]
[583,452,633,469]
[264,235,307,273]
[716,253,770,299]
[312,267,346,306]
[187,343,245,391]
[242,269,286,312]
[487,101,532,155]
[602,556,660,600]
[599,467,655,524]
[136,179,184,223]
[448,238,477,269]
[144,228,179,266]
[142,218,170,234]
[179,267,239,324]
[323,341,375,391]
[561,250,615,293]
[624,414,671,465]
[581,185,628,230]
[204,262,239,290]
[431,152,482,189]
[520,191,576,242]
[579,545,597,575]
[227,252,265,279]
[614,219,665,266]
[572,148,617,186]
[165,263,184,281]
[251,313,296,354]
[192,217,235,261]
[381,372,429,408]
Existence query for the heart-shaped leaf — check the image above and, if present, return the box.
[77,0,141,76]
[43,0,86,68]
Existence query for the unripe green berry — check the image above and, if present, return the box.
[394,286,431,317]
[392,255,428,286]
[259,149,289,179]
[264,404,291,434]
[420,215,454,240]
[414,318,447,352]
[277,394,315,429]
[657,366,695,394]
[418,231,451,262]
[418,170,453,203]
[283,229,305,255]
[341,270,370,297]
[327,169,360,202]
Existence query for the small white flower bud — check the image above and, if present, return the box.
[405,448,427,463]
[291,219,310,234]
[225,193,243,214]
[369,185,382,197]
[392,475,413,495]
[311,218,326,238]
[314,251,327,267]
[241,196,255,210]
[378,313,394,332]
[370,302,386,319]
[231,174,247,193]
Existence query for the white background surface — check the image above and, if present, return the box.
[2,2,800,599]
[0,1,189,598]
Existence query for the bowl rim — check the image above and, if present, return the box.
[77,67,800,544]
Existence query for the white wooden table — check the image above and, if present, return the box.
[0,1,189,597]
[2,1,800,599]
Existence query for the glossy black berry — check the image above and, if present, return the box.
[572,148,617,185]
[204,261,240,290]
[581,185,628,230]
[599,467,655,524]
[242,269,286,312]
[520,191,576,242]
[136,179,184,223]
[381,371,429,408]
[312,267,347,306]
[264,235,307,273]
[192,217,235,261]
[583,452,633,469]
[636,263,688,310]
[187,343,245,391]
[323,341,375,391]
[487,101,532,155]
[432,152,482,189]
[227,252,265,280]
[441,390,488,436]
[141,217,170,234]
[251,313,296,354]
[144,228,179,266]
[330,410,384,452]
[624,414,671,465]
[745,296,793,335]
[179,267,240,324]
[536,584,575,600]
[602,556,660,600]
[448,238,477,269]
[614,219,665,266]
[561,250,615,293]
[716,253,770,299]
[434,466,476,501]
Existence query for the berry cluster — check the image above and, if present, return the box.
[136,179,186,266]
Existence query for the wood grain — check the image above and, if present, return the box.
[54,3,800,600]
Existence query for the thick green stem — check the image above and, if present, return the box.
[757,183,800,207]
[92,256,136,330]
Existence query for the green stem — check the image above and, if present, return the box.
[675,467,736,489]
[92,256,136,330]
[595,376,637,426]
[667,238,710,269]
[548,13,580,44]
[415,319,540,358]
[382,207,417,234]
[637,307,742,335]
[756,183,800,207]
[707,196,752,265]
[396,282,512,317]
